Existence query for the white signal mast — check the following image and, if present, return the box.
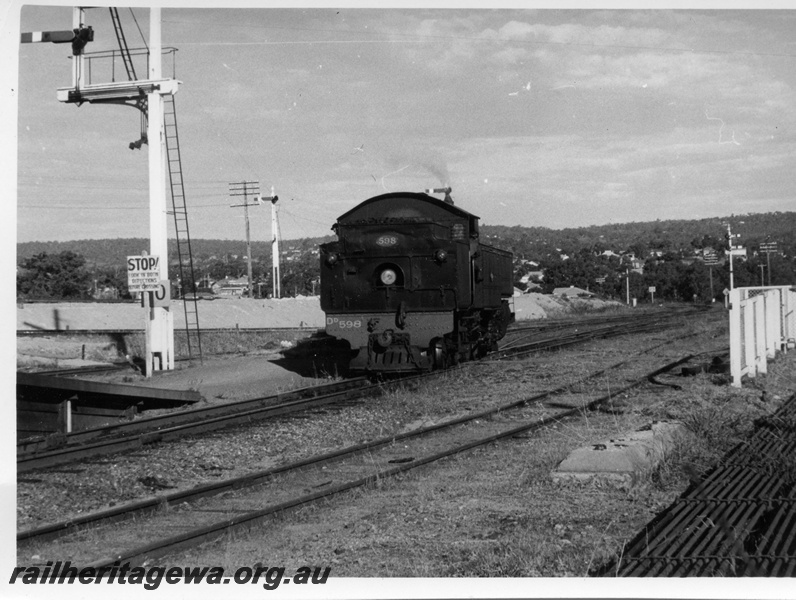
[23,7,179,375]
[258,187,281,298]
[725,222,742,291]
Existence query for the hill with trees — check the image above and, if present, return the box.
[16,212,796,303]
[481,212,796,265]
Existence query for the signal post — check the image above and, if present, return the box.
[146,8,174,374]
[25,7,179,374]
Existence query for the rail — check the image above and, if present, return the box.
[19,351,699,564]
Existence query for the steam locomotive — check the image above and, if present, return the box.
[319,188,514,373]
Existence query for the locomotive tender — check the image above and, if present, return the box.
[320,189,514,373]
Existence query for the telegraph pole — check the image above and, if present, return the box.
[229,181,259,298]
[625,268,630,305]
[760,239,777,286]
[704,249,719,301]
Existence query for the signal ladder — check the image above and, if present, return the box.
[109,7,202,361]
[109,8,136,81]
[163,94,203,361]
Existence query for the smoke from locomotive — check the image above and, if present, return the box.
[320,189,514,373]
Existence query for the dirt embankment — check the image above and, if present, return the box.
[17,293,619,333]
[16,294,622,372]
[17,296,326,331]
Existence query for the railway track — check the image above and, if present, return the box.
[16,376,373,471]
[18,308,702,472]
[18,339,702,567]
[499,306,707,353]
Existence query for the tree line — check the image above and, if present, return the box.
[534,247,794,303]
[17,212,796,302]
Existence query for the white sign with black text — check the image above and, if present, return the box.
[127,255,161,293]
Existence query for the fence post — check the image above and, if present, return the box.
[729,288,743,387]
[755,296,767,375]
[766,289,780,358]
[786,288,796,351]
[744,293,756,381]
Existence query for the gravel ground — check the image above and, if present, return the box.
[17,307,794,594]
[166,314,793,584]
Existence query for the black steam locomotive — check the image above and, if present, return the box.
[319,188,514,373]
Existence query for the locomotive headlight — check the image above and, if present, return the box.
[434,249,448,263]
[325,253,339,266]
[380,268,397,286]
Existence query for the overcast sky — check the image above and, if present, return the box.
[10,4,796,244]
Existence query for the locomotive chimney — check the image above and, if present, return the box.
[425,186,454,205]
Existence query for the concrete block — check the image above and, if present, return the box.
[551,421,685,486]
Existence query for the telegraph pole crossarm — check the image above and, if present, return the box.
[703,248,719,302]
[229,181,260,299]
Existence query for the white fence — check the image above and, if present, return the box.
[729,286,796,387]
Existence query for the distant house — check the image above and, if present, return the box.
[553,286,594,299]
[730,247,748,260]
[520,271,545,284]
[212,276,250,297]
[523,282,543,293]
[621,253,644,273]
[92,285,120,300]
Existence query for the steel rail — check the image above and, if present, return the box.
[19,348,695,553]
[495,315,688,359]
[499,309,692,349]
[67,353,697,569]
[17,377,372,472]
[18,376,370,454]
[17,311,696,471]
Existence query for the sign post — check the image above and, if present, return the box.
[649,286,656,304]
[145,7,174,375]
[127,253,172,376]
